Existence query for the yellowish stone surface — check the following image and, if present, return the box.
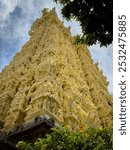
[0,8,112,131]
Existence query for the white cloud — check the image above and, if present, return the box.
[0,0,18,28]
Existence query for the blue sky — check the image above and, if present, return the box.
[0,0,113,94]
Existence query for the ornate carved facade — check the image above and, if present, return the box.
[0,8,112,133]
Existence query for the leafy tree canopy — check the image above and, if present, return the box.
[54,0,113,47]
[17,127,112,150]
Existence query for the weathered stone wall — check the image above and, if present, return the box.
[0,8,112,131]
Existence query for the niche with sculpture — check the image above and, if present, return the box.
[25,95,62,124]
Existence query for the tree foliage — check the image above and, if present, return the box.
[17,127,112,150]
[54,0,113,47]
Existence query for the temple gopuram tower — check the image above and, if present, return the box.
[0,8,112,148]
